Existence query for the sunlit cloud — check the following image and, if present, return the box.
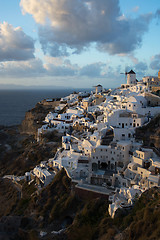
[0,22,35,61]
[20,0,153,57]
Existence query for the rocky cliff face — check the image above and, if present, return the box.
[21,111,38,135]
[20,103,53,136]
[135,113,160,151]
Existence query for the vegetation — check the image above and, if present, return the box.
[1,168,160,240]
[0,178,19,217]
[31,169,81,225]
[0,126,60,177]
[67,198,109,240]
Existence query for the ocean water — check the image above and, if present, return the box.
[0,89,78,126]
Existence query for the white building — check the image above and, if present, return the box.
[127,70,136,85]
[32,166,55,186]
[106,109,147,129]
[51,140,89,181]
[94,84,103,94]
[62,135,71,150]
[108,185,143,218]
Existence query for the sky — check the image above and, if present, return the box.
[0,0,160,89]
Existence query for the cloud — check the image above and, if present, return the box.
[128,55,139,64]
[135,62,148,71]
[0,56,111,79]
[20,0,153,56]
[135,61,148,71]
[44,62,77,76]
[0,22,35,61]
[150,54,160,70]
[132,6,139,13]
[0,59,45,77]
[79,62,106,77]
[155,9,160,19]
[97,13,153,55]
[134,61,148,77]
[0,57,78,78]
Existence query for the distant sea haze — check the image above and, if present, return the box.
[0,89,88,126]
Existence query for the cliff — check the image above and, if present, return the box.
[20,103,53,136]
[135,113,160,151]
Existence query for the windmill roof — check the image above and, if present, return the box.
[94,84,102,87]
[128,70,135,74]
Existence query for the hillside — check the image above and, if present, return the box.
[135,113,160,151]
[0,100,63,177]
[1,98,160,239]
[0,126,60,177]
[20,103,53,136]
[1,169,160,240]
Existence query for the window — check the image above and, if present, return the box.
[137,123,139,126]
[119,123,121,125]
[106,149,107,152]
[130,123,132,126]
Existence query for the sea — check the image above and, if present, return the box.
[0,89,88,126]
